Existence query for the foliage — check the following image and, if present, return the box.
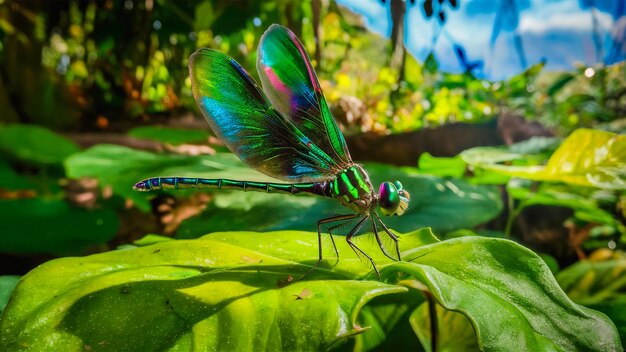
[1,229,621,351]
[0,198,118,255]
[0,0,625,349]
[458,129,626,243]
[0,124,79,165]
[461,129,626,190]
[1,1,623,132]
[127,126,210,146]
[557,255,626,344]
[0,125,119,255]
[1,122,624,349]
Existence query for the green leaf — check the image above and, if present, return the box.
[539,253,560,275]
[0,124,79,165]
[0,198,119,255]
[583,297,626,347]
[133,234,174,246]
[547,73,575,96]
[423,53,438,74]
[417,153,466,178]
[64,145,265,211]
[557,259,626,345]
[462,129,626,189]
[508,136,561,155]
[409,301,478,352]
[355,290,424,351]
[1,230,620,351]
[557,259,626,304]
[0,276,20,314]
[128,126,210,146]
[0,230,418,351]
[544,129,625,189]
[508,182,619,227]
[392,237,621,351]
[0,159,38,191]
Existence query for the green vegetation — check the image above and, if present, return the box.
[0,1,624,351]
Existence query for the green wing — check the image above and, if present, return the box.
[257,24,352,166]
[189,48,343,182]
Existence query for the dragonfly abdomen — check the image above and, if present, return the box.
[133,177,330,197]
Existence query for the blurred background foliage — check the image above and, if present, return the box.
[0,0,624,344]
[1,0,624,132]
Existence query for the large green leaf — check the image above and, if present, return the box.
[461,129,626,190]
[391,237,621,351]
[0,230,430,351]
[1,229,620,351]
[0,124,79,165]
[0,198,119,255]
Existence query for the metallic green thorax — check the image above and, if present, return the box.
[327,165,375,213]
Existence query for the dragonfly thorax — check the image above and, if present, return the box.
[328,165,376,213]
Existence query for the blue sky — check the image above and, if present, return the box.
[336,0,626,80]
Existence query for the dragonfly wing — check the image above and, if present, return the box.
[257,24,352,166]
[189,48,341,182]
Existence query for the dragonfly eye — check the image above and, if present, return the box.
[378,181,400,216]
[378,181,410,216]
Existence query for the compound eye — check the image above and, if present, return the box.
[378,182,400,216]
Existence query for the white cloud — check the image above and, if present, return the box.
[519,11,614,34]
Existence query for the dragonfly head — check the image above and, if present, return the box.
[378,181,410,216]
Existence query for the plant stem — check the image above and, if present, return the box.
[424,291,438,352]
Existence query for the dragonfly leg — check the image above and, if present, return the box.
[345,215,380,277]
[375,213,401,261]
[326,224,342,258]
[326,216,361,257]
[370,216,396,261]
[298,213,360,280]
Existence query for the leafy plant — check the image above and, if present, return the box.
[0,124,79,166]
[454,129,626,245]
[461,129,626,190]
[0,125,118,255]
[0,198,119,255]
[557,256,626,345]
[0,229,621,351]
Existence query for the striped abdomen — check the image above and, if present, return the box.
[133,177,331,197]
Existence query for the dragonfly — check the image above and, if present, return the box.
[134,24,410,277]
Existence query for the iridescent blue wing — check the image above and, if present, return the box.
[189,48,342,182]
[257,24,352,166]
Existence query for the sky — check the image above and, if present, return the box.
[336,0,626,80]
